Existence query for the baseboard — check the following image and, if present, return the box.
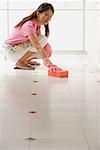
[53,50,87,55]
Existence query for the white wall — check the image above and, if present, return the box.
[85,0,100,69]
[0,0,8,47]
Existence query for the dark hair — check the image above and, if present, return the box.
[14,3,54,37]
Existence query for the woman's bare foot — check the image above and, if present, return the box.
[15,62,35,70]
[26,60,40,66]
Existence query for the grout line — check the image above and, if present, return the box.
[68,87,91,150]
[7,0,9,36]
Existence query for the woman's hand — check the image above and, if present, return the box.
[43,58,61,71]
[48,65,61,71]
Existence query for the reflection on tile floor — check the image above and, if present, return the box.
[0,51,100,150]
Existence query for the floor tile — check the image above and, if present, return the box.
[0,140,28,150]
[88,139,100,150]
[30,139,89,150]
[31,124,85,139]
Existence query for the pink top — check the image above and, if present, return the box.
[5,19,40,45]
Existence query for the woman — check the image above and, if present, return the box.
[4,3,61,71]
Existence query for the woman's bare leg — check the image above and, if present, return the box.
[15,51,36,70]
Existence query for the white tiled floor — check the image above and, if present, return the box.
[0,51,100,150]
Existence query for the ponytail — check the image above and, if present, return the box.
[14,11,37,28]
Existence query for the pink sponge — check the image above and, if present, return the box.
[48,69,69,78]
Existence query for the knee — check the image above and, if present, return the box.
[38,35,47,48]
[44,43,52,58]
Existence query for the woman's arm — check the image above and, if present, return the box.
[28,35,61,70]
[28,35,53,66]
[28,34,47,59]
